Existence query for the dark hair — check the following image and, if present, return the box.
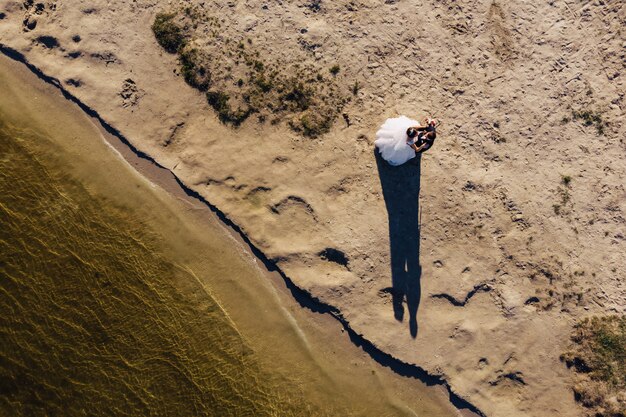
[406,127,417,138]
[426,125,437,139]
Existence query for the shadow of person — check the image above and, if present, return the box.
[375,150,422,338]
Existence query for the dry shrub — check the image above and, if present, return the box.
[561,316,625,416]
[151,10,347,135]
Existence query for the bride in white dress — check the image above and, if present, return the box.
[375,116,437,166]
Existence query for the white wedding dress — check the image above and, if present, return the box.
[374,115,419,166]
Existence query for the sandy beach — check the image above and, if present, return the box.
[0,52,469,416]
[0,0,624,416]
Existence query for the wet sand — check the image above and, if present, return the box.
[0,53,465,416]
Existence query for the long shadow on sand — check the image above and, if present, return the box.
[375,150,422,338]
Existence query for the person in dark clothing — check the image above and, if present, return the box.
[406,118,437,154]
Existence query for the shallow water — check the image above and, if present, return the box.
[1,119,294,416]
[0,56,459,417]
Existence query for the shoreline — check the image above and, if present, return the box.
[2,1,623,413]
[0,45,482,416]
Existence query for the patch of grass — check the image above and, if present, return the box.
[281,80,314,111]
[152,13,185,53]
[351,81,360,95]
[206,90,229,114]
[561,175,572,186]
[561,316,625,416]
[252,73,273,93]
[306,0,322,12]
[290,110,334,138]
[206,91,252,126]
[152,11,347,136]
[253,60,264,72]
[573,109,606,135]
[179,47,210,91]
[554,176,573,216]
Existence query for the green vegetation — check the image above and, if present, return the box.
[572,109,606,135]
[561,316,625,416]
[206,91,251,126]
[152,13,185,53]
[352,81,360,95]
[282,81,314,112]
[253,60,264,72]
[252,73,274,93]
[179,47,210,91]
[561,175,572,186]
[553,175,573,216]
[152,10,347,135]
[292,112,334,138]
[206,90,230,115]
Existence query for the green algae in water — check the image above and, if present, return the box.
[0,119,339,417]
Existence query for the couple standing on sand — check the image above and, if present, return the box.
[374,116,438,166]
